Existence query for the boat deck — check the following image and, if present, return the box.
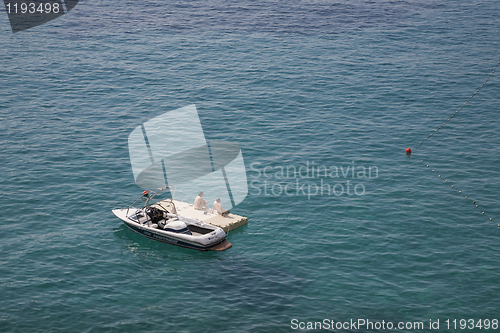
[154,199,248,233]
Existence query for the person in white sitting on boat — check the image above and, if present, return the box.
[194,191,208,210]
[212,198,230,217]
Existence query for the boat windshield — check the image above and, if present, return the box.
[126,186,177,216]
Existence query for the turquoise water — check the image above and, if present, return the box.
[1,1,500,332]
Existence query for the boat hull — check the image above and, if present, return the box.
[113,208,231,251]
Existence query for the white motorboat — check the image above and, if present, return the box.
[112,187,231,251]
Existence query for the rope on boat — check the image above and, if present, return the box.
[412,57,500,224]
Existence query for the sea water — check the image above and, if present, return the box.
[1,1,500,332]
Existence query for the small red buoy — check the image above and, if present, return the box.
[142,190,149,196]
[406,148,411,154]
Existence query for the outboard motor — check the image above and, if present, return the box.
[163,220,192,235]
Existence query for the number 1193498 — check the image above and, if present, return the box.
[6,2,60,14]
[446,319,498,330]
